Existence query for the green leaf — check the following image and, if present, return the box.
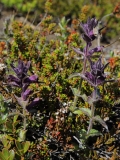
[1,137,11,149]
[70,87,79,96]
[15,141,24,155]
[6,122,13,132]
[68,73,83,79]
[13,115,19,123]
[87,129,102,138]
[73,110,83,115]
[78,129,87,139]
[2,148,9,159]
[0,149,15,160]
[9,150,15,160]
[61,17,66,25]
[73,108,91,117]
[58,23,64,30]
[23,141,30,153]
[18,129,27,142]
[15,141,30,155]
[93,115,108,131]
[79,94,88,102]
[1,113,8,121]
[1,137,8,147]
[69,106,74,112]
[0,118,6,125]
[13,121,20,128]
[6,135,14,141]
[0,134,4,139]
[70,87,87,102]
[15,141,22,151]
[0,152,6,160]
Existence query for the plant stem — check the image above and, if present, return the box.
[87,87,97,135]
[23,107,27,130]
[87,118,93,135]
[87,103,95,134]
[82,57,87,74]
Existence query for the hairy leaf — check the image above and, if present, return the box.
[70,87,88,102]
[68,73,84,79]
[93,115,108,131]
[73,110,83,115]
[74,108,91,117]
[70,87,79,96]
[87,129,102,138]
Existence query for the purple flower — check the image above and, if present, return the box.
[8,60,38,88]
[89,56,109,77]
[72,45,102,58]
[80,17,98,43]
[8,60,39,112]
[83,57,109,87]
[14,95,39,111]
[69,57,109,87]
[24,75,38,83]
[84,71,105,87]
[21,89,33,101]
[8,75,21,87]
[10,60,31,79]
[26,98,40,112]
[88,46,102,56]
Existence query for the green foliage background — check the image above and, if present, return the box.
[1,0,120,40]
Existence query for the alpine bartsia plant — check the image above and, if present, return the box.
[73,44,102,58]
[8,59,39,109]
[72,17,103,76]
[69,17,109,139]
[70,17,103,113]
[82,57,109,87]
[80,17,98,43]
[8,60,38,90]
[73,17,104,58]
[8,60,39,131]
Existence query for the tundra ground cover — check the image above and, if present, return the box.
[0,1,120,160]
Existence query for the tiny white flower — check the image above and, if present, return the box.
[62,109,66,114]
[0,63,6,71]
[63,102,67,106]
[55,112,59,115]
[61,117,64,121]
[56,115,59,119]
